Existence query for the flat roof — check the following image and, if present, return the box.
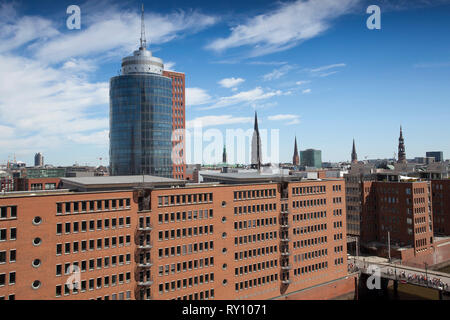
[60,175,185,191]
[200,172,342,184]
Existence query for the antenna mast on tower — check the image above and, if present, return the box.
[140,4,147,50]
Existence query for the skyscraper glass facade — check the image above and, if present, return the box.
[110,74,173,177]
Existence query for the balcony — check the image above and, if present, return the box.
[281,265,292,270]
[280,251,291,256]
[137,280,153,286]
[138,225,153,231]
[137,243,153,249]
[281,279,292,284]
[280,237,290,242]
[138,262,153,268]
[280,223,290,228]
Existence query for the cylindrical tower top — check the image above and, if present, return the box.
[121,47,164,75]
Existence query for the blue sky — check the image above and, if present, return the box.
[0,0,449,166]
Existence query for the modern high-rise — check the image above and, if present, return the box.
[426,151,444,163]
[34,153,44,167]
[300,149,322,168]
[110,7,185,179]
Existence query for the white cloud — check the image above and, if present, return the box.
[33,8,217,63]
[0,54,109,152]
[200,87,284,110]
[206,0,359,56]
[268,114,300,125]
[296,80,311,85]
[218,77,245,88]
[263,64,294,81]
[186,115,252,128]
[302,88,312,94]
[186,87,212,106]
[310,63,346,73]
[164,61,176,70]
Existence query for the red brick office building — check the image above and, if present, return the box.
[163,70,186,180]
[0,174,350,300]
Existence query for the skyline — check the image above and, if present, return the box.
[0,0,449,166]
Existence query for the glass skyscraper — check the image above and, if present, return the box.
[109,35,173,177]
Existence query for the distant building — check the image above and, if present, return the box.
[34,153,44,167]
[426,151,444,162]
[300,149,322,168]
[26,167,66,179]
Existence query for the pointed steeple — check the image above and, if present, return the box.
[222,145,227,164]
[351,139,358,164]
[251,111,262,170]
[397,125,406,164]
[293,136,299,166]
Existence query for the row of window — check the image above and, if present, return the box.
[333,221,343,228]
[158,241,214,258]
[333,209,343,216]
[292,198,327,209]
[234,203,277,215]
[333,233,344,241]
[158,209,213,223]
[234,217,277,231]
[0,272,15,286]
[334,257,345,265]
[0,206,17,219]
[0,228,16,241]
[332,185,342,192]
[57,198,131,214]
[292,236,327,249]
[172,289,215,300]
[334,245,344,253]
[158,257,214,276]
[56,254,131,275]
[56,217,131,235]
[234,245,278,261]
[56,235,131,255]
[293,261,328,276]
[55,272,131,297]
[234,259,278,276]
[292,223,327,235]
[233,189,277,201]
[0,250,16,264]
[157,193,213,207]
[292,186,326,196]
[332,197,343,204]
[235,274,278,292]
[158,225,214,241]
[234,231,277,246]
[292,211,327,222]
[159,273,214,293]
[293,249,328,263]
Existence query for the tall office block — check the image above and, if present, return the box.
[163,70,185,179]
[34,152,44,167]
[426,151,443,163]
[300,149,322,168]
[109,7,173,177]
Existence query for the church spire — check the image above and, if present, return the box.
[351,139,358,164]
[293,136,299,166]
[251,111,262,170]
[397,126,406,163]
